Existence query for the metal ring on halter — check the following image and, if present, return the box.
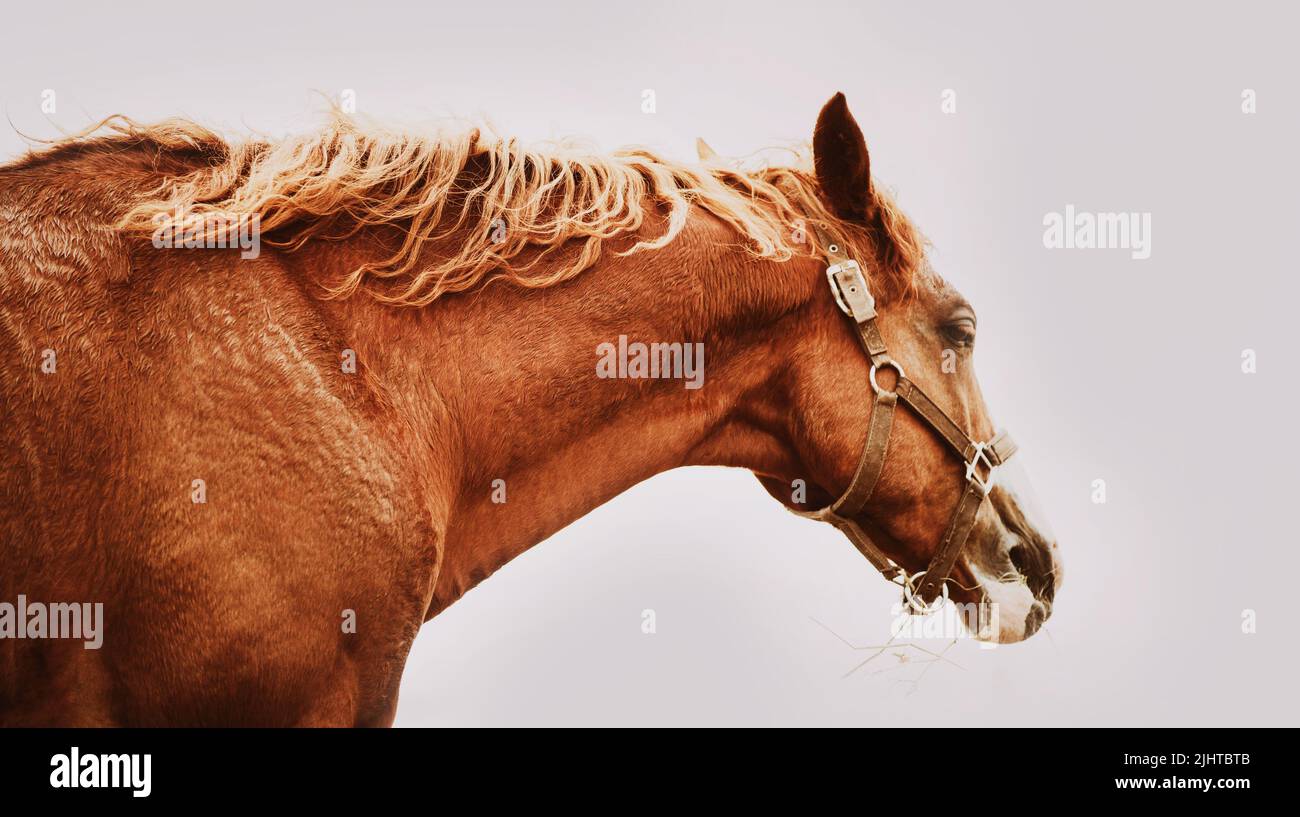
[868,360,905,395]
[901,570,949,615]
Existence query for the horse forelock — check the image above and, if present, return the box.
[22,112,926,307]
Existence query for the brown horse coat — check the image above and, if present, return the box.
[0,96,1059,725]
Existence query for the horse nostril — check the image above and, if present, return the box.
[1008,541,1055,604]
[1023,602,1047,638]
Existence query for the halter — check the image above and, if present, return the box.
[795,230,1019,614]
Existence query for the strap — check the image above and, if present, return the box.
[854,320,891,367]
[824,515,905,583]
[987,429,1018,465]
[894,377,974,461]
[816,225,852,266]
[913,478,987,603]
[830,389,896,518]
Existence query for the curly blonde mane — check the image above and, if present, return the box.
[88,112,926,306]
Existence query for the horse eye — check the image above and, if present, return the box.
[944,319,976,347]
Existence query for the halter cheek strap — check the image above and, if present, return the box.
[794,230,1018,612]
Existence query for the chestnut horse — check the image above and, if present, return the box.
[0,94,1061,726]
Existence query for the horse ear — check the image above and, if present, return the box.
[813,92,872,221]
[695,138,718,162]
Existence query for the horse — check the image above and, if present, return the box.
[0,93,1061,726]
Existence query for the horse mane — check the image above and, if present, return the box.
[46,113,926,306]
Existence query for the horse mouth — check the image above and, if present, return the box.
[1023,600,1049,638]
[959,535,1060,643]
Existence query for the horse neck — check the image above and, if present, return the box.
[341,214,821,614]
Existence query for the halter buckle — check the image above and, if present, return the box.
[965,442,997,496]
[826,260,876,322]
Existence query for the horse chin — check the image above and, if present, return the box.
[965,560,1052,644]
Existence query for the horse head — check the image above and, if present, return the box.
[756,93,1061,643]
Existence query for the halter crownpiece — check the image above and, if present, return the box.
[794,228,1019,613]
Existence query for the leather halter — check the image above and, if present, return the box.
[795,230,1019,613]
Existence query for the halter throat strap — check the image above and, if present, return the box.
[800,227,1018,611]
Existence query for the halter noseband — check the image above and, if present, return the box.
[796,230,1019,614]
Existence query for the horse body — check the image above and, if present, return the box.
[0,95,1061,725]
[0,149,442,724]
[0,143,780,725]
